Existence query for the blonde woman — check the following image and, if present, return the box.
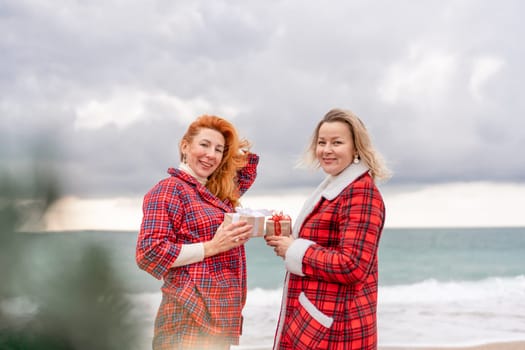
[266,108,391,350]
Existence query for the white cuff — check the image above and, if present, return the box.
[285,238,315,276]
[172,243,205,267]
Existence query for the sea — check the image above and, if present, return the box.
[10,227,525,349]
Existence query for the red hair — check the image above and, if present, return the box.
[179,115,249,207]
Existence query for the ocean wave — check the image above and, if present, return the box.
[127,275,525,348]
[379,275,525,303]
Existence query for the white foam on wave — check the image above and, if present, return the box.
[378,275,525,347]
[380,275,525,303]
[128,276,525,349]
[236,288,283,349]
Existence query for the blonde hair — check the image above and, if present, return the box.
[179,115,250,207]
[302,108,391,182]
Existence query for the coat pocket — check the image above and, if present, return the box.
[282,292,334,350]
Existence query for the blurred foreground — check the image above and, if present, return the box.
[0,166,140,350]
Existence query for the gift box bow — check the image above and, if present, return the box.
[270,212,292,236]
[234,207,272,217]
[228,207,272,236]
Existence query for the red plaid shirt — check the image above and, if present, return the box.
[276,171,385,350]
[136,154,258,344]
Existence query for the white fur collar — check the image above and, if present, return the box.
[292,162,369,238]
[321,161,369,200]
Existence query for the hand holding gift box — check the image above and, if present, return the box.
[223,208,272,237]
[265,211,292,237]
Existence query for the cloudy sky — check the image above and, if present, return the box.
[2,0,524,229]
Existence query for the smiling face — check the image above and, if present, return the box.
[316,121,357,176]
[181,127,225,179]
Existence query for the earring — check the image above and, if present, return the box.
[182,154,187,164]
[353,155,360,164]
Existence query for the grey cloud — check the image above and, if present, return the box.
[1,0,524,198]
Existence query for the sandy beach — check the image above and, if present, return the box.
[233,341,525,350]
[380,341,525,350]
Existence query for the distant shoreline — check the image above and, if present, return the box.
[17,225,525,234]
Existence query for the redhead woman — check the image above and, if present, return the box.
[136,115,258,349]
[266,108,391,350]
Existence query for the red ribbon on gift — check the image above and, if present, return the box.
[271,212,291,236]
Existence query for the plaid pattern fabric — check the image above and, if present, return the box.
[136,154,258,349]
[153,293,233,349]
[276,172,385,350]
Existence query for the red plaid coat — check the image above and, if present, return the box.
[136,154,258,348]
[274,163,385,350]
